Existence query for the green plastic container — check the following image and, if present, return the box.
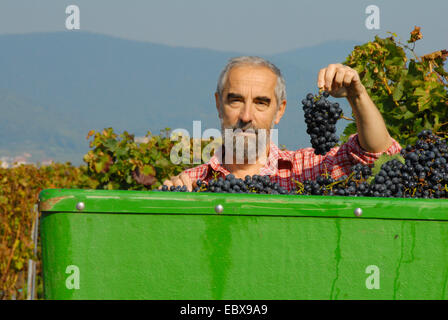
[39,188,448,300]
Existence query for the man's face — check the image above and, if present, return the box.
[215,65,286,162]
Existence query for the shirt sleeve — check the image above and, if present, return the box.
[181,164,210,182]
[323,133,402,179]
[343,134,402,164]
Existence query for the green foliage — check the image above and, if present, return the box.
[83,128,211,190]
[0,163,97,300]
[342,27,448,146]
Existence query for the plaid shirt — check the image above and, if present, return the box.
[182,134,402,192]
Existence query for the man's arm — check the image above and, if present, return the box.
[318,63,392,153]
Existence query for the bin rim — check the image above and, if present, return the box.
[38,188,448,221]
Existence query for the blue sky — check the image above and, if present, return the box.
[0,0,446,55]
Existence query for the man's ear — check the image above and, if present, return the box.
[215,92,222,119]
[274,99,287,125]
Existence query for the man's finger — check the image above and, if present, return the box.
[324,64,337,91]
[162,179,173,189]
[163,179,173,187]
[179,173,193,192]
[343,71,355,87]
[173,176,183,187]
[317,68,326,89]
[334,68,345,90]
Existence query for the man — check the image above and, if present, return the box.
[161,56,401,192]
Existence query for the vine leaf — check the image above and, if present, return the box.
[408,26,423,43]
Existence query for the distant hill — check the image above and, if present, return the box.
[0,88,83,162]
[0,32,358,165]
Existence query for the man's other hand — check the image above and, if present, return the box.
[158,172,195,192]
[317,64,365,98]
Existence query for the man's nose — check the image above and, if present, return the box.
[239,101,253,123]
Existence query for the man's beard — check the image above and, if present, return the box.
[220,119,274,164]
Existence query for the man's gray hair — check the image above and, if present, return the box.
[216,56,286,108]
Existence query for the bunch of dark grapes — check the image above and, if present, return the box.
[301,91,342,155]
[159,130,448,199]
[368,159,405,198]
[161,185,189,192]
[161,174,288,195]
[293,129,448,199]
[398,130,448,198]
[361,130,448,199]
[292,163,372,197]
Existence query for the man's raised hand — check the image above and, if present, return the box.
[317,64,365,98]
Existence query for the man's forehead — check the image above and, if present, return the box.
[225,65,277,92]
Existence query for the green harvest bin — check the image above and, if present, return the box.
[39,188,448,300]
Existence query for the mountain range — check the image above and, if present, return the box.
[0,32,359,166]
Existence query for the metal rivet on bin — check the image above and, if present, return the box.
[76,202,85,211]
[215,204,223,214]
[354,207,362,217]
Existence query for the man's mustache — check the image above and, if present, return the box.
[223,121,263,134]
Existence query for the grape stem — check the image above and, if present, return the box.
[340,115,354,121]
[292,179,305,195]
[322,164,331,179]
[325,171,356,190]
[211,170,220,181]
